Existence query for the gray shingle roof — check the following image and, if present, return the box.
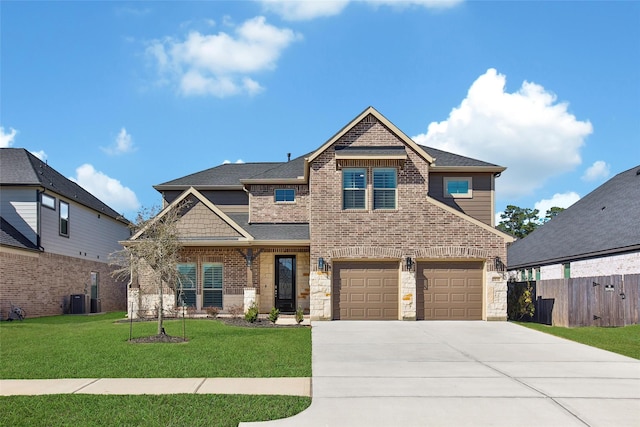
[156,162,282,187]
[419,145,502,168]
[508,165,640,269]
[228,213,310,241]
[0,217,39,250]
[0,148,127,223]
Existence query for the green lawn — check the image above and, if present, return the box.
[0,394,311,427]
[0,312,312,426]
[517,322,640,360]
[0,312,312,378]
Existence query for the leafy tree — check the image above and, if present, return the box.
[497,205,540,239]
[110,201,189,336]
[543,206,565,222]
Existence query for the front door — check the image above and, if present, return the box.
[275,256,296,312]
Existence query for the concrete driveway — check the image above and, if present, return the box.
[242,321,640,427]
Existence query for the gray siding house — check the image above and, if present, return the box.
[0,148,130,318]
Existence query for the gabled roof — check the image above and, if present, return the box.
[154,107,505,188]
[0,217,39,251]
[508,165,640,269]
[0,148,127,223]
[306,106,434,164]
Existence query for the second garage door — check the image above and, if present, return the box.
[333,261,399,320]
[417,261,483,320]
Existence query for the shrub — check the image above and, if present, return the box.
[507,281,535,321]
[268,307,280,323]
[295,307,304,324]
[244,302,259,323]
[228,305,243,318]
[205,306,219,318]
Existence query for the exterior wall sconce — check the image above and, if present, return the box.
[318,257,325,271]
[405,257,414,271]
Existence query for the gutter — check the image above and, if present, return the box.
[508,243,640,270]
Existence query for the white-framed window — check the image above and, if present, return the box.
[274,189,295,203]
[42,193,56,210]
[444,177,473,198]
[59,201,69,237]
[202,263,223,308]
[176,263,197,307]
[343,168,367,210]
[373,168,397,210]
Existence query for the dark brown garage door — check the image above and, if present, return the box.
[417,261,483,320]
[333,261,399,320]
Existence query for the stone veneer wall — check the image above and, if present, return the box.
[1,247,127,318]
[248,184,310,223]
[308,114,508,320]
[535,252,640,280]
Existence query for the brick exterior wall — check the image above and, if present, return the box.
[528,251,640,280]
[248,184,309,223]
[308,114,508,320]
[0,247,127,318]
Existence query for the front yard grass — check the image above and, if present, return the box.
[0,312,311,378]
[517,322,640,360]
[0,394,311,427]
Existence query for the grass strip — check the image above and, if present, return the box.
[516,322,640,359]
[0,394,311,427]
[0,312,311,379]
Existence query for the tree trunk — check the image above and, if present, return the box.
[157,280,164,335]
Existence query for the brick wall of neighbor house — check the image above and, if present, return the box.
[129,247,259,318]
[0,248,127,319]
[536,251,640,280]
[308,115,508,320]
[248,185,310,223]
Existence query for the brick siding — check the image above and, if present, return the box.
[248,184,309,223]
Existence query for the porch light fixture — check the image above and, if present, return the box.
[405,257,414,271]
[318,257,325,271]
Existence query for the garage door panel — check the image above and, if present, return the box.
[333,261,399,320]
[418,261,483,321]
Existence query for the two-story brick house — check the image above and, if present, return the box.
[0,148,130,318]
[130,107,513,321]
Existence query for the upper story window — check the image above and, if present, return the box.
[444,177,472,199]
[274,189,295,203]
[343,168,366,210]
[373,168,397,210]
[59,201,69,237]
[42,193,56,210]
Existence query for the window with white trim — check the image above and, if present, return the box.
[373,168,397,210]
[59,201,69,237]
[176,263,197,307]
[274,189,295,203]
[42,194,56,210]
[202,263,223,308]
[343,168,366,210]
[444,177,472,198]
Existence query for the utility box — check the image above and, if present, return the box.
[70,294,86,314]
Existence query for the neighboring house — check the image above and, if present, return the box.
[0,148,130,318]
[508,165,640,280]
[129,107,514,321]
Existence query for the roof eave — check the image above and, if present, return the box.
[430,166,507,173]
[239,178,307,185]
[154,184,245,191]
[508,244,640,270]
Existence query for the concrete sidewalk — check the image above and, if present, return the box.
[241,321,640,427]
[0,377,311,397]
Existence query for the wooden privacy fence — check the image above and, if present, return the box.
[511,274,639,327]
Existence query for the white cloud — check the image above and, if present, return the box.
[582,160,610,182]
[1,126,18,147]
[147,16,300,97]
[102,128,136,155]
[260,0,350,20]
[30,150,48,161]
[413,68,593,200]
[534,192,580,219]
[222,159,231,164]
[235,159,245,164]
[259,0,461,20]
[70,164,140,214]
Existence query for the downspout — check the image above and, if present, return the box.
[242,184,251,224]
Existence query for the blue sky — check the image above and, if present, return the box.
[2,1,639,221]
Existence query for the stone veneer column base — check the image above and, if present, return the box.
[485,272,507,321]
[310,271,332,320]
[401,270,417,320]
[244,288,257,313]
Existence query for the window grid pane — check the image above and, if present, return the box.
[203,263,223,308]
[343,169,366,209]
[373,169,396,209]
[275,189,295,202]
